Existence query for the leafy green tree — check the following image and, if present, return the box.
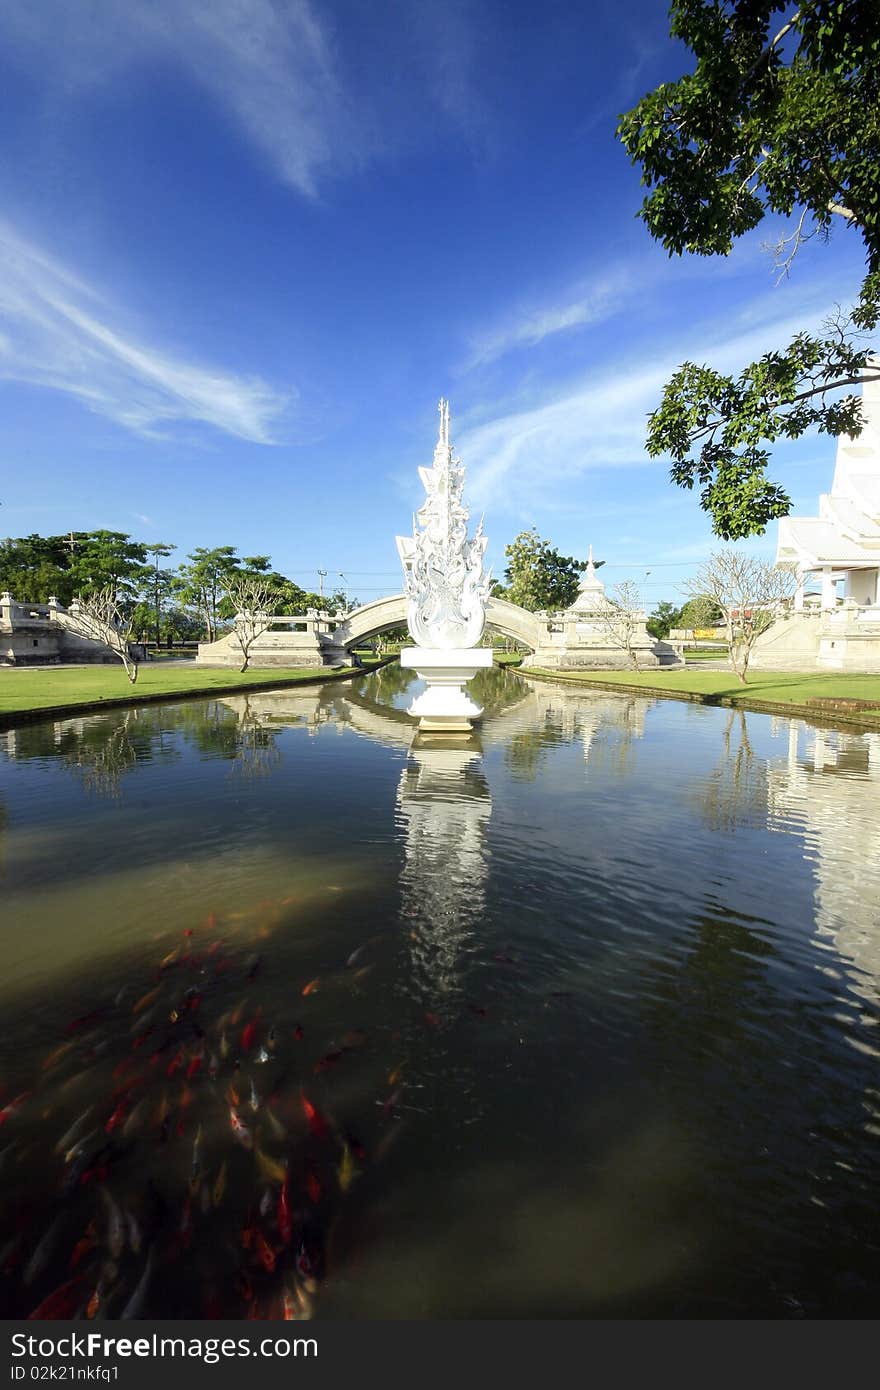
[647,600,682,639]
[679,595,724,628]
[618,0,880,538]
[70,530,150,600]
[503,529,587,611]
[175,546,240,641]
[144,543,177,645]
[0,534,74,603]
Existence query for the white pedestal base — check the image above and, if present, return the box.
[400,647,493,731]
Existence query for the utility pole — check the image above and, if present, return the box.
[338,572,348,614]
[317,568,327,604]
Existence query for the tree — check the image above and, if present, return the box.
[647,600,682,638]
[70,530,150,599]
[503,529,587,611]
[175,546,239,642]
[63,586,140,683]
[145,543,177,645]
[595,580,646,670]
[679,595,723,629]
[618,0,880,539]
[225,574,277,672]
[683,550,795,682]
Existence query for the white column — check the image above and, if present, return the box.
[820,567,836,610]
[794,571,806,611]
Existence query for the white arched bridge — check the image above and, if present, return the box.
[195,592,545,668]
[330,593,543,655]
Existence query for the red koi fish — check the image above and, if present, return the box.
[301,979,319,997]
[240,1017,260,1053]
[278,1177,292,1246]
[306,1171,321,1204]
[300,1091,328,1139]
[293,1024,305,1041]
[104,1100,129,1134]
[28,1276,83,1320]
[256,1231,276,1273]
[424,1012,441,1028]
[166,1048,185,1078]
[185,1052,203,1080]
[0,1093,30,1127]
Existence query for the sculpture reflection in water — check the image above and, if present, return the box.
[396,736,491,1006]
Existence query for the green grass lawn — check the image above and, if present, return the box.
[0,663,363,717]
[493,652,524,666]
[525,667,880,718]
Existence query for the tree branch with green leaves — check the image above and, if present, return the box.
[618,0,880,538]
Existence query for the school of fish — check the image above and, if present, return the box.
[0,906,420,1320]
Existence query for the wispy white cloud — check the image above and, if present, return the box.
[464,270,632,368]
[1,1,353,198]
[0,0,490,198]
[458,299,854,514]
[0,220,291,442]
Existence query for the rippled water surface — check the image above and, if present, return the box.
[1,664,879,1318]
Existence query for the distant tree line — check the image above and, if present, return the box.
[0,531,354,645]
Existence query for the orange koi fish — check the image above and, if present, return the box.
[132,987,160,1016]
[256,1231,276,1273]
[301,979,320,997]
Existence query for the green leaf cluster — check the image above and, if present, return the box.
[618,0,880,537]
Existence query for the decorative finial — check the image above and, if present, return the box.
[437,398,450,449]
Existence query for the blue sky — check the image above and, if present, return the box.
[0,0,870,610]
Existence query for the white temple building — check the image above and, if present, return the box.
[751,370,880,670]
[776,371,880,611]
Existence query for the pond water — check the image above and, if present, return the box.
[1,664,879,1319]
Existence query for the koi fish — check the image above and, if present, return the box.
[249,1079,260,1113]
[28,1276,83,1320]
[185,1052,203,1080]
[300,1092,328,1139]
[122,1099,148,1139]
[338,1143,357,1192]
[255,1231,276,1273]
[302,979,319,997]
[263,1105,286,1142]
[42,1039,77,1071]
[306,1171,321,1204]
[241,1019,259,1053]
[293,1023,305,1041]
[100,1188,125,1261]
[387,1063,404,1086]
[0,1093,30,1127]
[380,1089,402,1120]
[219,1030,230,1059]
[190,1125,203,1187]
[120,1248,154,1320]
[212,1161,228,1207]
[132,987,160,1015]
[424,1012,441,1028]
[159,947,179,970]
[254,1145,286,1186]
[127,1211,142,1255]
[345,944,370,968]
[55,1107,94,1155]
[105,1099,129,1134]
[24,1215,63,1286]
[229,1108,252,1149]
[278,1177,292,1246]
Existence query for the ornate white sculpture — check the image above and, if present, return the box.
[396,399,493,732]
[396,399,491,649]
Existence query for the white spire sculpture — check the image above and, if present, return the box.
[396,399,493,731]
